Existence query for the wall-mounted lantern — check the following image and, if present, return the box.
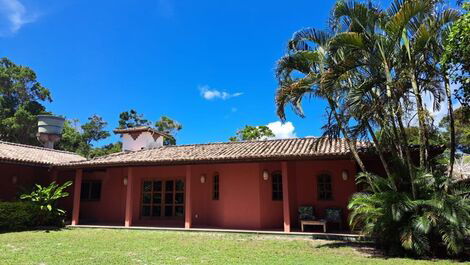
[262,170,269,181]
[200,174,206,184]
[341,170,349,181]
[123,176,128,186]
[12,176,18,184]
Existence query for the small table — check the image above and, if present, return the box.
[301,219,327,232]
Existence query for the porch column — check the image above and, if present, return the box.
[185,165,192,229]
[71,169,83,226]
[125,167,134,227]
[281,161,291,232]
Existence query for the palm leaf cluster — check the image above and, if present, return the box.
[275,0,469,257]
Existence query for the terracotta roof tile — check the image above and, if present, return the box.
[62,137,370,168]
[0,141,86,166]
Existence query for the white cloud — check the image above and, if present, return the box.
[199,85,243,100]
[267,121,297,139]
[0,0,36,35]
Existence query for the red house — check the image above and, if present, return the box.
[0,127,374,233]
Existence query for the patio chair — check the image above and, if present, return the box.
[298,206,327,232]
[325,207,343,231]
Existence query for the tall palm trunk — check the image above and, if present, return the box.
[327,98,367,172]
[396,104,417,198]
[366,121,392,180]
[410,71,431,170]
[444,73,456,178]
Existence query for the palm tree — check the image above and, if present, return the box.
[275,0,465,256]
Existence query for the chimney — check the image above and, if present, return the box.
[114,126,165,152]
[37,115,66,149]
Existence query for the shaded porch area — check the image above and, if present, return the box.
[60,159,358,233]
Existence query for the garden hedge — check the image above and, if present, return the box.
[0,201,63,232]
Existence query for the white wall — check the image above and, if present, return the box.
[121,132,163,151]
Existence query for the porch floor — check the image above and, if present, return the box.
[67,224,366,242]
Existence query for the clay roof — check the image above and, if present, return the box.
[0,141,86,167]
[113,126,168,136]
[61,137,371,168]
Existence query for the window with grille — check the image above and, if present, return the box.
[80,180,101,201]
[141,179,184,218]
[317,174,333,200]
[212,174,219,200]
[272,172,283,201]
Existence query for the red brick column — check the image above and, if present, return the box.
[125,167,134,227]
[281,161,291,232]
[71,169,83,226]
[185,165,192,229]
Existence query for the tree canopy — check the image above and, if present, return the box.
[229,125,275,141]
[0,57,51,145]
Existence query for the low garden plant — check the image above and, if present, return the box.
[0,181,72,232]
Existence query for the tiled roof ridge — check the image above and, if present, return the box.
[0,140,83,156]
[84,137,366,162]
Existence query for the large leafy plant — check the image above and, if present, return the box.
[349,171,470,257]
[20,181,72,218]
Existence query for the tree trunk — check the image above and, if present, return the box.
[366,122,392,180]
[327,99,367,172]
[410,71,430,170]
[396,105,417,198]
[444,74,456,179]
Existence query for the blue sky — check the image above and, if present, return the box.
[1,0,360,146]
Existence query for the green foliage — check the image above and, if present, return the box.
[440,107,470,153]
[155,116,182,145]
[118,109,150,129]
[443,3,470,107]
[57,116,114,158]
[230,125,275,141]
[0,201,42,231]
[349,171,470,257]
[20,181,72,217]
[88,142,122,158]
[0,57,51,145]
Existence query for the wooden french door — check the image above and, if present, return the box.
[141,179,185,218]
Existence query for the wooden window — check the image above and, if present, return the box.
[317,174,333,200]
[80,180,101,201]
[141,179,184,218]
[272,172,283,201]
[212,174,219,200]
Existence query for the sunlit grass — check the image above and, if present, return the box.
[0,228,460,265]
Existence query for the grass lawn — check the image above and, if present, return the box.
[0,228,465,265]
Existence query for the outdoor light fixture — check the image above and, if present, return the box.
[341,170,349,181]
[12,176,18,184]
[123,176,128,186]
[200,174,206,184]
[263,170,269,181]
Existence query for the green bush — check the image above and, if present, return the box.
[0,201,42,231]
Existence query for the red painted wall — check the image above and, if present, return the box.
[62,159,357,230]
[0,163,50,201]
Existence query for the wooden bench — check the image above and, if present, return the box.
[300,219,327,232]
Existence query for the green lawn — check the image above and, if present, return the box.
[0,228,465,265]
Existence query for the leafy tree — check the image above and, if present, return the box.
[155,116,182,145]
[81,115,110,145]
[88,142,122,158]
[229,125,275,141]
[118,109,150,129]
[443,2,470,108]
[57,115,112,157]
[440,107,470,153]
[0,57,51,145]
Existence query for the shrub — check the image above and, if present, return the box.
[19,181,73,229]
[0,201,42,231]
